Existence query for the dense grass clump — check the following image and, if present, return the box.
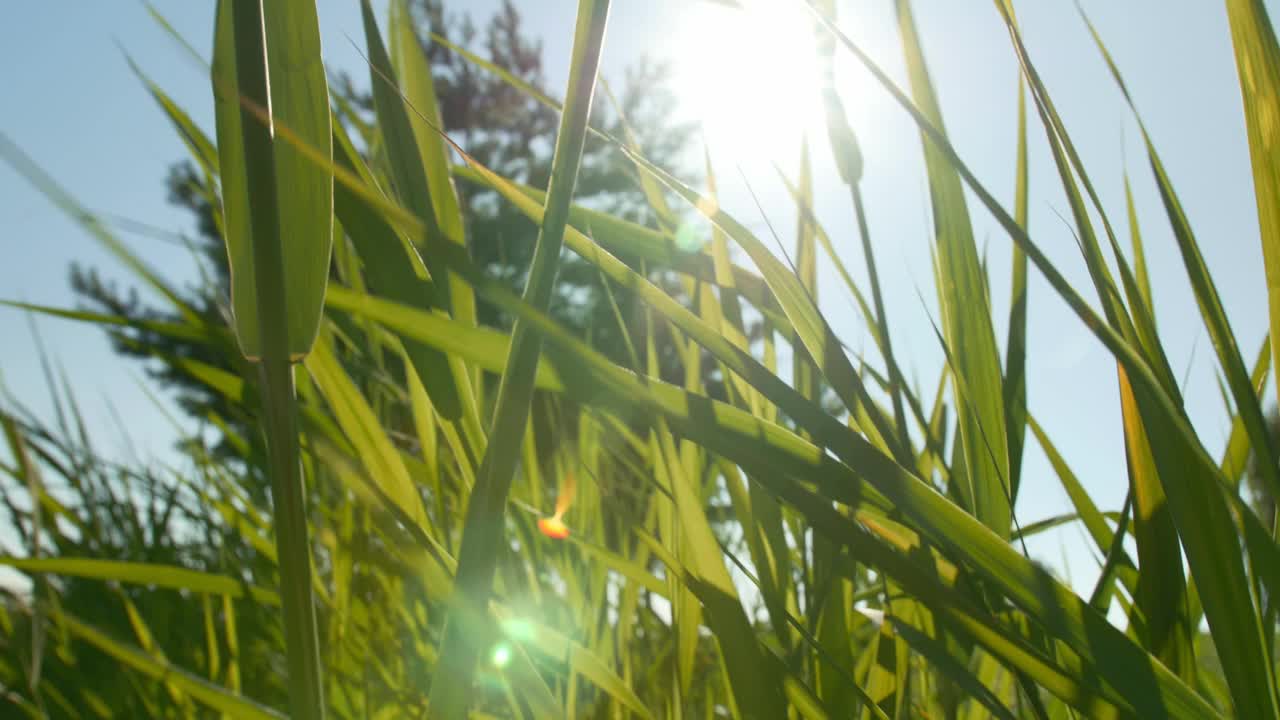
[4,0,1280,717]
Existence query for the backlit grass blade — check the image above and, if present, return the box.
[660,419,789,717]
[359,0,452,312]
[895,0,1010,537]
[340,169,1198,712]
[303,332,448,561]
[793,138,819,405]
[212,0,332,362]
[805,3,1265,708]
[1116,364,1196,678]
[125,56,219,174]
[814,0,912,453]
[388,0,476,331]
[992,0,1200,686]
[1027,417,1137,593]
[427,31,907,458]
[0,557,280,606]
[428,2,611,715]
[1005,76,1030,500]
[260,0,333,358]
[1222,0,1280,414]
[1220,335,1271,485]
[619,154,910,465]
[213,2,328,716]
[331,119,468,424]
[1124,172,1155,314]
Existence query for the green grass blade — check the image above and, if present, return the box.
[212,0,332,362]
[1221,335,1271,485]
[895,0,1010,537]
[428,2,611,715]
[215,2,327,716]
[401,230,1215,717]
[389,0,476,331]
[1005,77,1030,500]
[1124,172,1155,314]
[450,164,789,330]
[332,120,467,422]
[1082,8,1280,522]
[1222,0,1280,415]
[260,0,331,359]
[304,333,440,550]
[1118,363,1196,680]
[0,557,280,607]
[359,0,453,312]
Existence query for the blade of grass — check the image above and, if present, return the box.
[215,2,327,716]
[895,0,1010,538]
[1221,0,1280,415]
[428,2,611,715]
[0,557,279,606]
[1005,74,1030,500]
[389,0,476,331]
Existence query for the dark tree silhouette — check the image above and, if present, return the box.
[70,0,702,459]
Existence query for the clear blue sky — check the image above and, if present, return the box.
[1,0,1275,599]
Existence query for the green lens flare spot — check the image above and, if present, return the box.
[490,643,512,669]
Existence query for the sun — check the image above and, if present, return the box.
[669,0,827,162]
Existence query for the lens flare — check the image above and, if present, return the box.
[537,470,577,540]
[491,643,512,669]
[537,516,570,539]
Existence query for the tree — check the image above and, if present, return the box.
[1247,409,1280,534]
[70,0,700,457]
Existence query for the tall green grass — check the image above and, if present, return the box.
[3,0,1280,717]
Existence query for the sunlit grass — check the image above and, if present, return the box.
[1,0,1279,717]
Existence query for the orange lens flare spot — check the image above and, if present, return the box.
[538,515,570,539]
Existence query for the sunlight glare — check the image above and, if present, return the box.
[537,470,577,540]
[670,0,826,161]
[491,643,513,669]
